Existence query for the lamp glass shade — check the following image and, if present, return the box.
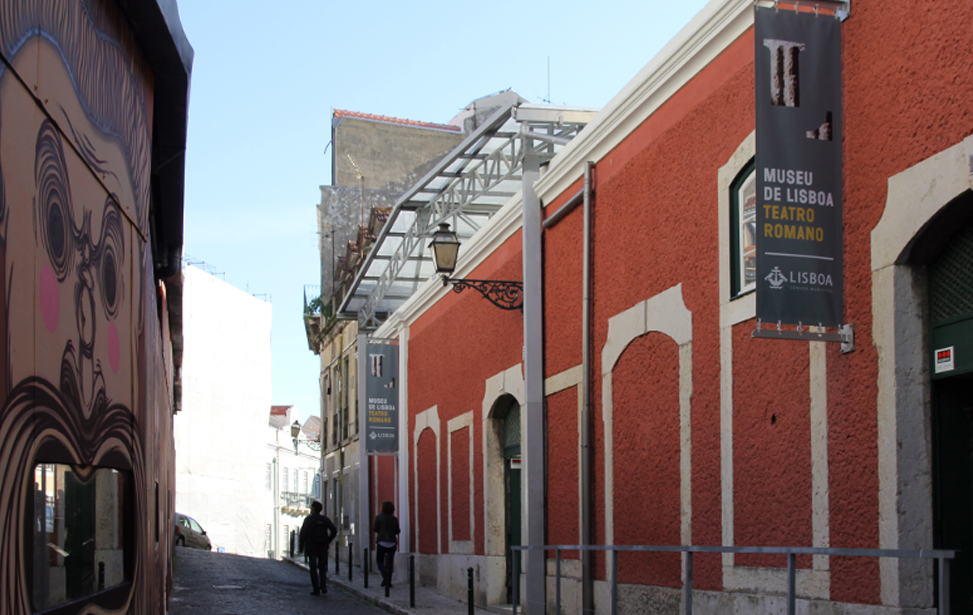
[429,223,460,275]
[291,420,301,438]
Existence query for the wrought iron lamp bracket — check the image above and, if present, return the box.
[443,276,524,311]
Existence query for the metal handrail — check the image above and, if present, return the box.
[510,544,955,615]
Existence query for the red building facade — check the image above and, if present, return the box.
[365,0,973,612]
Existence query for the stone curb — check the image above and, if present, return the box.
[285,557,415,615]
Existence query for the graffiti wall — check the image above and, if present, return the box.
[0,1,181,614]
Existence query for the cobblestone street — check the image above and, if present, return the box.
[170,547,389,615]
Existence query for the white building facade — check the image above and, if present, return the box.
[266,405,323,559]
[175,264,273,555]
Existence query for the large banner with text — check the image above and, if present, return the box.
[365,339,399,453]
[755,6,843,327]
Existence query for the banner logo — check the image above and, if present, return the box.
[766,267,787,289]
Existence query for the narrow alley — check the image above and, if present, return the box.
[169,547,388,615]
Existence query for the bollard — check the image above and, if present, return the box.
[98,561,105,591]
[409,554,415,608]
[335,540,340,575]
[348,541,353,581]
[364,548,369,588]
[512,549,519,615]
[467,567,474,615]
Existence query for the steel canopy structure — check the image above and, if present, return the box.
[337,101,598,329]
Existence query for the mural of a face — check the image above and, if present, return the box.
[1,38,135,415]
[0,34,145,615]
[0,1,174,614]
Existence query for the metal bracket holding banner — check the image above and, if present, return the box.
[752,322,855,353]
[756,0,851,21]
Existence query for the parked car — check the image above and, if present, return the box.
[174,513,211,550]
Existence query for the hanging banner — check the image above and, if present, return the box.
[755,6,843,328]
[363,339,398,453]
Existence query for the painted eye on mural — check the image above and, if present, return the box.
[97,201,124,318]
[35,120,74,280]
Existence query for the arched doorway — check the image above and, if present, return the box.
[928,196,973,611]
[496,396,521,603]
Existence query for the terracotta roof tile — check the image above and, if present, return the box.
[333,108,461,132]
[270,405,292,416]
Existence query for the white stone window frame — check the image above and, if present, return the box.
[873,134,973,608]
[481,365,526,559]
[730,162,757,299]
[718,132,830,598]
[447,411,475,554]
[601,284,693,584]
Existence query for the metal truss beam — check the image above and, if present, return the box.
[341,103,593,329]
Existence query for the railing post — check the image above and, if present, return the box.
[364,548,369,588]
[940,556,950,615]
[684,551,693,615]
[513,548,520,615]
[410,554,416,608]
[787,552,796,615]
[468,567,475,615]
[335,540,340,575]
[349,541,353,581]
[611,549,618,615]
[556,548,562,615]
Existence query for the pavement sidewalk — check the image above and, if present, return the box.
[286,555,506,615]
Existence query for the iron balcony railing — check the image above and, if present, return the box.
[279,492,315,512]
[511,544,956,615]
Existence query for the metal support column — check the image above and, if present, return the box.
[521,152,546,615]
[358,332,369,579]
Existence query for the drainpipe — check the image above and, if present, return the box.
[581,161,595,615]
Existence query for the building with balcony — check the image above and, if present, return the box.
[266,405,322,559]
[304,102,477,565]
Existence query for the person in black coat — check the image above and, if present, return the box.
[299,501,337,595]
[373,501,400,588]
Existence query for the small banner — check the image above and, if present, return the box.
[755,6,843,328]
[364,339,398,453]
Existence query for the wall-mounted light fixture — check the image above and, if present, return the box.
[291,420,301,452]
[429,222,524,311]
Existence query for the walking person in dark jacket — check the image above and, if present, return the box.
[299,501,337,595]
[373,501,400,588]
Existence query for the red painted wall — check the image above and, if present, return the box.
[732,323,812,569]
[540,0,973,603]
[405,0,973,605]
[613,333,682,587]
[373,455,397,548]
[417,430,438,554]
[409,232,524,557]
[546,388,579,551]
[544,182,585,378]
[451,428,471,541]
[542,31,756,590]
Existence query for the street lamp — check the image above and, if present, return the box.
[429,222,524,311]
[291,420,300,452]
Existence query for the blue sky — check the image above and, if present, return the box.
[177,0,712,423]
